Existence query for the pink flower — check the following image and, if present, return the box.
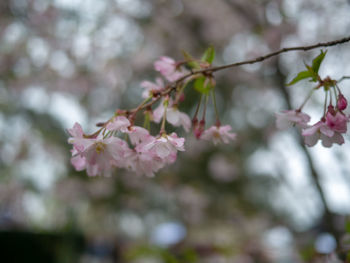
[154,56,188,82]
[71,135,131,176]
[91,136,131,176]
[126,126,151,145]
[302,121,344,147]
[68,122,95,153]
[141,133,185,159]
[153,101,191,132]
[201,125,236,145]
[106,116,130,132]
[166,107,191,132]
[337,94,347,110]
[325,111,348,133]
[71,154,86,171]
[275,110,310,130]
[140,78,164,99]
[124,140,165,177]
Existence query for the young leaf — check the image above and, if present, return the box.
[287,70,314,86]
[194,76,213,94]
[312,50,327,74]
[182,50,200,69]
[201,45,215,64]
[305,64,319,82]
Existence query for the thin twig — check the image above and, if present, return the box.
[337,76,350,83]
[173,36,350,85]
[102,36,350,126]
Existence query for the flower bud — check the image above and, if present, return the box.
[194,120,205,139]
[327,104,336,115]
[338,94,347,111]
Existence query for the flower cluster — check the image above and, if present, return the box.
[276,79,349,147]
[68,117,185,177]
[68,54,236,177]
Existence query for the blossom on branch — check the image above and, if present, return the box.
[201,125,236,145]
[154,56,188,82]
[106,116,131,132]
[153,101,191,132]
[302,121,345,147]
[275,110,311,130]
[141,133,185,159]
[140,78,164,99]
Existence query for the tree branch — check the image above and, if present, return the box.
[174,35,350,85]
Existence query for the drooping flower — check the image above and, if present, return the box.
[154,56,187,82]
[200,125,236,145]
[302,121,344,147]
[124,137,165,177]
[140,133,185,159]
[325,111,348,133]
[153,101,191,131]
[126,126,151,145]
[140,78,164,99]
[166,107,191,132]
[106,116,130,132]
[275,110,311,130]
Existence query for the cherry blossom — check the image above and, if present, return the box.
[166,107,191,132]
[275,110,311,130]
[140,78,164,99]
[153,102,191,131]
[106,116,130,132]
[154,56,187,82]
[71,154,86,171]
[126,126,151,145]
[125,137,166,177]
[325,111,348,133]
[141,133,185,159]
[302,121,344,147]
[201,125,236,145]
[68,122,95,153]
[79,136,131,176]
[68,122,132,176]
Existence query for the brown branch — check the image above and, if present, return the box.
[173,35,350,85]
[338,76,350,83]
[99,36,350,127]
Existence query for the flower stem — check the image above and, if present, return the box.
[323,90,328,117]
[297,88,316,111]
[193,94,203,121]
[160,99,169,135]
[201,94,209,121]
[211,89,220,125]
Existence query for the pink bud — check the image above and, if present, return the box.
[179,93,185,102]
[194,120,205,139]
[338,94,347,111]
[327,104,336,115]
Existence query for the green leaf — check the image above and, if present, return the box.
[194,76,213,94]
[312,50,327,74]
[182,50,200,69]
[201,45,215,64]
[305,64,319,82]
[287,70,315,86]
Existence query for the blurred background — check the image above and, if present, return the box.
[1,0,350,262]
